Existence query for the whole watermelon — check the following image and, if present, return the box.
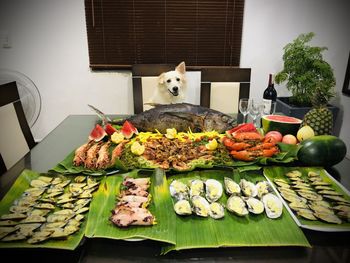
[297,135,347,166]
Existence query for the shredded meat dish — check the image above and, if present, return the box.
[142,137,213,170]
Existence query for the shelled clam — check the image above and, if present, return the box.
[205,179,223,202]
[224,177,282,219]
[170,177,283,220]
[169,179,225,220]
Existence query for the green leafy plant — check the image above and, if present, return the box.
[275,32,336,106]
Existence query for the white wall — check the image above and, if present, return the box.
[0,0,134,141]
[240,0,350,157]
[0,0,349,156]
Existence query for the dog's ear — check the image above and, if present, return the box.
[158,73,165,85]
[175,61,186,74]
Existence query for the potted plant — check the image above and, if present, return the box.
[274,32,339,122]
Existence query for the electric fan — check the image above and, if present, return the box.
[0,69,42,128]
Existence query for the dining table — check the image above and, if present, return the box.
[0,114,349,263]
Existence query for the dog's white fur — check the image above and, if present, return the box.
[147,62,187,104]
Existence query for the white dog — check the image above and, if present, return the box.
[147,61,187,105]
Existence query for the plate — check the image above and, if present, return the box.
[84,169,120,176]
[264,167,350,232]
[123,238,146,242]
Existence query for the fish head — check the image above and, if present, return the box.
[203,112,236,133]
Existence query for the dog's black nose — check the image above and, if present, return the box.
[173,86,178,92]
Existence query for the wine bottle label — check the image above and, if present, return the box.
[262,99,272,114]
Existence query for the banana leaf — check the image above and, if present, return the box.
[264,166,350,231]
[51,137,300,175]
[85,169,176,244]
[236,165,262,173]
[161,169,310,254]
[0,169,88,250]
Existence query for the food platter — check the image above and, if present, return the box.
[51,130,300,175]
[84,168,310,253]
[264,166,350,232]
[0,170,98,250]
[161,168,310,254]
[85,169,176,244]
[1,111,349,253]
[0,168,311,252]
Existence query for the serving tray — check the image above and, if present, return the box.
[264,166,350,232]
[0,170,89,250]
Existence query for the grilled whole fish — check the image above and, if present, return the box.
[89,103,236,133]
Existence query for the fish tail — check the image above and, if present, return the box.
[88,104,112,125]
[111,119,125,125]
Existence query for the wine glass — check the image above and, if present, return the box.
[263,101,277,115]
[257,103,266,128]
[239,98,250,123]
[249,99,260,127]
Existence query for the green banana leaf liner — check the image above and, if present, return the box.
[0,169,92,250]
[50,140,300,175]
[85,169,176,244]
[161,168,310,254]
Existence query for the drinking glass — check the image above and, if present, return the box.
[256,103,268,128]
[263,101,277,115]
[239,98,250,123]
[249,99,260,127]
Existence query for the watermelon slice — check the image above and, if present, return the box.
[104,123,117,136]
[89,124,107,142]
[226,123,257,135]
[120,120,138,139]
[261,115,302,136]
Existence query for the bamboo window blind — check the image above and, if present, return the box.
[85,0,245,69]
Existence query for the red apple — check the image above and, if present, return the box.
[282,134,298,144]
[265,131,283,143]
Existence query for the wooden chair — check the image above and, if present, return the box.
[0,81,36,175]
[200,67,251,114]
[132,64,176,114]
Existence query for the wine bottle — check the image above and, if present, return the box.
[262,74,277,114]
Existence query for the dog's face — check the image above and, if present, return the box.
[158,62,186,97]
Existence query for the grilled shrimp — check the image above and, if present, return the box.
[73,141,93,166]
[95,142,111,169]
[85,142,103,169]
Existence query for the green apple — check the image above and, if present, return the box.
[297,126,315,142]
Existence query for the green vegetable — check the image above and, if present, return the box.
[297,135,347,166]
